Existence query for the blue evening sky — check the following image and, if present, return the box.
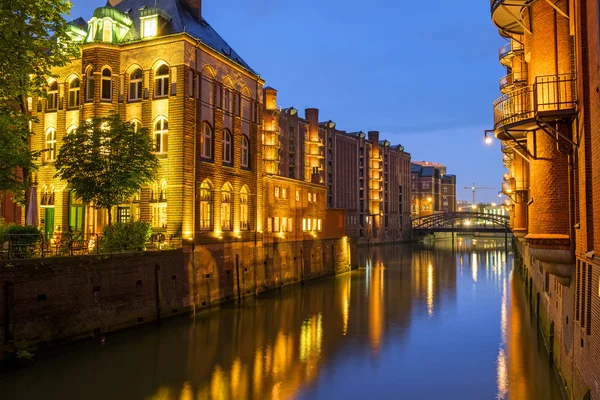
[70,0,506,204]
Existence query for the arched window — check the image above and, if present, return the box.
[222,129,232,164]
[160,180,167,202]
[154,64,169,98]
[67,125,77,135]
[130,119,141,133]
[153,117,168,153]
[103,20,112,42]
[85,68,94,102]
[45,128,56,162]
[101,68,112,101]
[201,122,213,160]
[42,185,56,206]
[199,180,213,230]
[241,135,249,168]
[240,185,249,230]
[68,78,80,108]
[47,82,58,111]
[221,182,233,231]
[129,68,142,101]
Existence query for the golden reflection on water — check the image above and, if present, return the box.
[472,253,478,283]
[427,263,434,317]
[369,263,384,353]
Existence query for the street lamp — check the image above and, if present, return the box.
[484,130,493,145]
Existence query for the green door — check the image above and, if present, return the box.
[44,208,54,240]
[69,191,85,232]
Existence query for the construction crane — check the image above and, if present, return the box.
[464,183,495,205]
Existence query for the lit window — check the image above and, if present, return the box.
[313,193,317,202]
[142,18,157,38]
[313,219,317,231]
[199,180,212,230]
[282,188,287,199]
[308,219,312,231]
[308,193,312,202]
[288,218,293,232]
[296,190,300,202]
[275,187,280,198]
[152,204,167,229]
[281,217,287,232]
[101,68,112,101]
[129,68,143,101]
[274,217,280,232]
[117,207,131,223]
[85,68,94,102]
[103,20,112,42]
[221,183,232,231]
[222,129,232,164]
[318,219,322,232]
[201,122,213,159]
[240,186,249,230]
[68,78,80,108]
[267,218,272,233]
[154,64,169,98]
[302,218,307,232]
[153,117,168,153]
[47,82,58,110]
[241,135,249,168]
[45,128,56,162]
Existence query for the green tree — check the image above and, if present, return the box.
[0,0,78,211]
[55,113,159,226]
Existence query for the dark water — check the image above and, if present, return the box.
[0,238,563,400]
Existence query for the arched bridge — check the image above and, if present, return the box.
[412,212,510,234]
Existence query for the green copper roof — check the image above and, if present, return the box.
[93,6,132,26]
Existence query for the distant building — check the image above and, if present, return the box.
[411,162,456,218]
[456,200,469,212]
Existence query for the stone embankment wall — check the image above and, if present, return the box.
[0,238,353,359]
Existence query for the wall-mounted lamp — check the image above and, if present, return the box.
[484,130,493,145]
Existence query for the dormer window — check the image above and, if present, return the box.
[142,17,157,38]
[103,20,112,42]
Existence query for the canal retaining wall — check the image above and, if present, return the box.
[0,237,353,361]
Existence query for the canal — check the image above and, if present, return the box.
[0,238,562,399]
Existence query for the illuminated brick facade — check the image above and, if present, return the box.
[491,0,600,397]
[410,161,456,218]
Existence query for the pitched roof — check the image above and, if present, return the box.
[109,0,256,74]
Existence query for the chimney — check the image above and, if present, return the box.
[184,0,202,21]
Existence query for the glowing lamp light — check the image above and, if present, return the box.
[484,131,493,145]
[491,202,497,207]
[471,204,477,210]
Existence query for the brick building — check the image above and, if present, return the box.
[29,0,266,243]
[410,161,456,218]
[490,0,600,397]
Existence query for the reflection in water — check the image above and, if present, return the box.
[0,238,562,400]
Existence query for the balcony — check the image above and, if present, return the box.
[491,0,532,35]
[493,74,577,140]
[499,41,524,67]
[500,70,527,93]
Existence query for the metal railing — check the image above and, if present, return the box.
[0,232,178,260]
[493,74,577,131]
[499,42,524,62]
[500,70,527,92]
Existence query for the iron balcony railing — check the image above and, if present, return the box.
[493,74,577,131]
[500,70,527,92]
[499,41,524,64]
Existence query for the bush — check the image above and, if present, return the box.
[1,224,42,259]
[100,221,151,253]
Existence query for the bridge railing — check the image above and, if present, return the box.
[412,212,510,230]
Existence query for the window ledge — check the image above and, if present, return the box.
[128,98,142,103]
[154,95,168,100]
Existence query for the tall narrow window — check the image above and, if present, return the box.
[153,117,168,153]
[45,128,56,162]
[129,68,142,101]
[240,186,249,230]
[86,68,94,102]
[47,82,58,111]
[152,204,167,229]
[101,68,112,101]
[222,129,232,164]
[130,119,141,133]
[241,135,249,168]
[201,122,213,159]
[155,64,169,98]
[103,20,112,42]
[142,18,157,38]
[224,89,231,113]
[221,183,232,231]
[199,180,212,230]
[160,180,167,202]
[68,78,80,108]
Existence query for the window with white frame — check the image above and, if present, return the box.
[153,117,168,153]
[68,78,80,108]
[85,68,94,102]
[240,186,249,230]
[47,82,58,110]
[221,183,232,231]
[241,135,249,168]
[102,20,112,42]
[199,180,212,230]
[45,128,56,162]
[101,68,112,101]
[222,129,232,164]
[142,17,157,38]
[129,68,142,101]
[152,203,167,229]
[201,122,213,159]
[154,64,169,98]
